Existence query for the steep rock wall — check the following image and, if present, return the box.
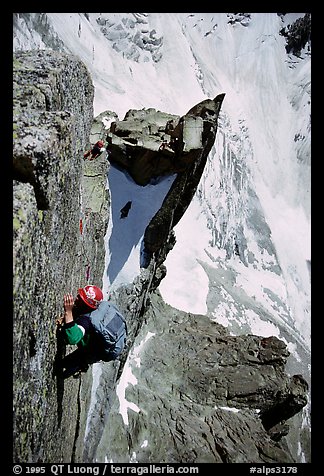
[13,50,109,462]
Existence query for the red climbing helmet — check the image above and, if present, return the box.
[77,285,103,309]
[97,140,104,148]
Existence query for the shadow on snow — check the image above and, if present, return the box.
[106,165,176,285]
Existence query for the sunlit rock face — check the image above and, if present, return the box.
[13,50,108,463]
[106,94,225,186]
[105,94,225,268]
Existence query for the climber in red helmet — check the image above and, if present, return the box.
[55,285,105,378]
[83,140,105,160]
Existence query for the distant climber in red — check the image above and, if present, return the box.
[84,140,105,160]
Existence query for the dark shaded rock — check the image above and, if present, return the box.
[268,423,290,442]
[93,291,307,463]
[78,361,120,462]
[260,374,309,431]
[279,13,311,56]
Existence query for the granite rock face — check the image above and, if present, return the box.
[13,50,109,463]
[106,95,225,187]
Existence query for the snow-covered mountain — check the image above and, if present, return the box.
[13,12,311,462]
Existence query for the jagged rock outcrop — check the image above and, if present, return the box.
[107,95,225,188]
[92,291,308,463]
[13,50,109,462]
[106,95,225,264]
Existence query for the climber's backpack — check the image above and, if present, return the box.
[88,301,127,360]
